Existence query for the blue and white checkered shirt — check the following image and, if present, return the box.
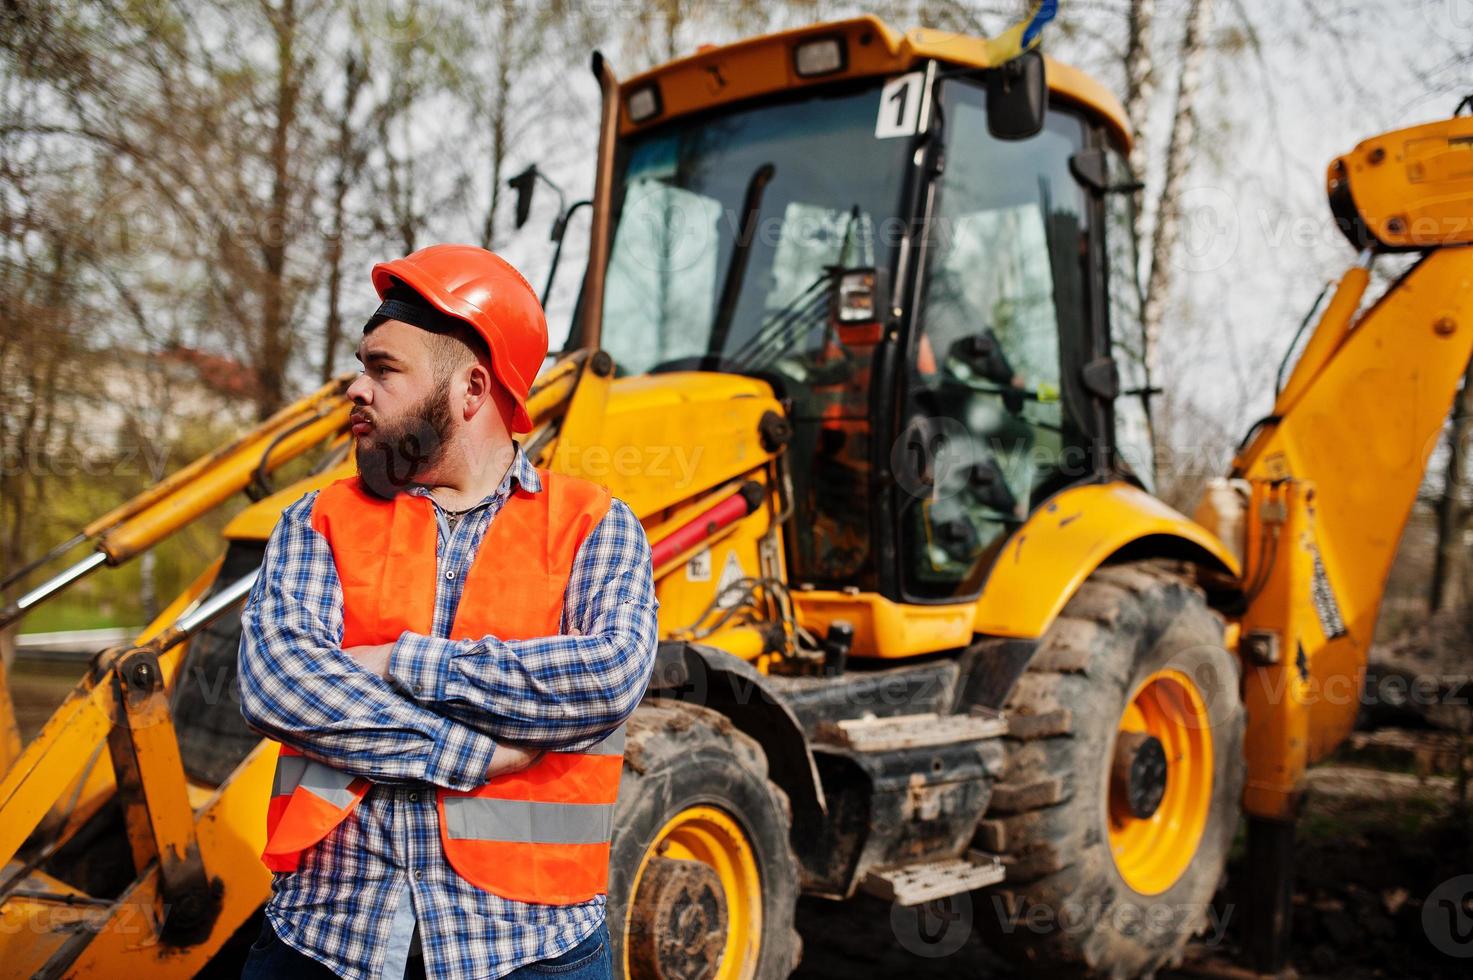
[238,443,658,980]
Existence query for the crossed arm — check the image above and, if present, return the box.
[377,498,659,753]
[237,492,660,789]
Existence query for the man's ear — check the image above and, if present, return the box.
[463,361,515,433]
[483,372,517,434]
[463,361,493,421]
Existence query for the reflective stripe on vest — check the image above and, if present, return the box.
[442,723,626,847]
[258,468,619,905]
[263,744,369,872]
[443,798,615,845]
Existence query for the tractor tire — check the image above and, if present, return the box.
[609,700,803,980]
[974,561,1245,978]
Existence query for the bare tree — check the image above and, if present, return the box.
[320,53,370,381]
[1140,0,1214,477]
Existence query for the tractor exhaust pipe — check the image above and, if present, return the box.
[580,51,619,353]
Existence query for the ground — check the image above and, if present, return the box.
[789,748,1471,978]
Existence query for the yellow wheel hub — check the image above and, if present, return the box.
[1106,669,1213,896]
[624,805,763,980]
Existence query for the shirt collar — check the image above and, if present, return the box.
[507,442,542,494]
[407,441,541,508]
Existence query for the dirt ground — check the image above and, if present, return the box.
[793,737,1473,979]
[9,653,79,740]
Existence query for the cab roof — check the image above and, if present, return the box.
[618,16,1132,150]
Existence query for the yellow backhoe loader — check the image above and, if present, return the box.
[3,15,1472,978]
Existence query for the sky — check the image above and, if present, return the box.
[1132,0,1470,443]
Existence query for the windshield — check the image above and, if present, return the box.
[598,84,914,375]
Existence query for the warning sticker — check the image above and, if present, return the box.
[715,551,746,608]
[1309,544,1347,640]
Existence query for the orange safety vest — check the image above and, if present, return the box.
[261,469,621,905]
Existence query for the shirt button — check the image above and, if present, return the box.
[408,792,419,802]
[414,870,424,881]
[445,569,455,580]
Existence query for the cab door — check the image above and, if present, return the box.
[892,78,1103,602]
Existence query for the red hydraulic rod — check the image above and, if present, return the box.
[650,482,764,569]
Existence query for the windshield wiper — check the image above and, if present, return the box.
[729,204,864,371]
[706,162,776,368]
[728,271,835,370]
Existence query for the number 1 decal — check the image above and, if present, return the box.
[875,72,924,139]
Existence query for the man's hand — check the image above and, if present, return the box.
[344,642,394,679]
[487,742,543,779]
[344,642,541,778]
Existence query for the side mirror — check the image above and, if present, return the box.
[987,50,1046,141]
[507,166,539,230]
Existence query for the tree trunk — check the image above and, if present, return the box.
[480,0,516,252]
[1431,354,1473,611]
[664,0,683,61]
[1124,0,1155,251]
[257,0,300,420]
[1122,0,1159,475]
[1141,0,1214,480]
[322,55,366,382]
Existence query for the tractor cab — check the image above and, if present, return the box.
[571,19,1151,613]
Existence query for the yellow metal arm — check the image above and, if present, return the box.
[0,375,353,630]
[1232,245,1473,820]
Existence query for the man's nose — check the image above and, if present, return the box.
[346,373,371,404]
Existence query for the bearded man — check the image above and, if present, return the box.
[237,245,658,980]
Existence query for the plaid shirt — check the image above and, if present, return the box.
[237,444,658,980]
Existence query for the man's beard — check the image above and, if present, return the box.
[353,379,455,499]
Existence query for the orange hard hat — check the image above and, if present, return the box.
[371,244,547,433]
